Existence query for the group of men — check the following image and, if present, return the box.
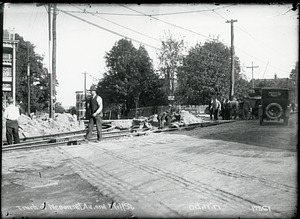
[3,84,103,145]
[209,96,238,120]
[4,88,241,145]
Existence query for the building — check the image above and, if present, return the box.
[251,75,297,104]
[2,29,18,103]
[75,91,86,119]
[252,77,290,88]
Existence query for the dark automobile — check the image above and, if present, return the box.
[258,88,291,125]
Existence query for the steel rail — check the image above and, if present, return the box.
[22,123,112,139]
[2,129,149,152]
[3,128,145,148]
[2,123,117,145]
[2,120,235,152]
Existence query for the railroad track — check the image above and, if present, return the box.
[2,120,235,152]
[1,127,149,152]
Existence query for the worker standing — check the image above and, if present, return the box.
[3,97,20,145]
[85,85,103,142]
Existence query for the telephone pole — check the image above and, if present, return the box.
[47,4,54,119]
[82,72,88,100]
[36,3,54,118]
[52,3,57,110]
[226,19,237,100]
[247,62,259,88]
[27,43,30,116]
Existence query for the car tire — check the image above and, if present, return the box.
[265,103,283,120]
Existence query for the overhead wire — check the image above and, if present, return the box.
[58,5,234,16]
[204,4,294,75]
[28,6,39,40]
[147,5,234,16]
[55,4,295,76]
[71,5,159,42]
[118,4,212,40]
[58,7,160,50]
[235,25,295,64]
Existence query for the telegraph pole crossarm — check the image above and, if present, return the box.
[246,62,259,88]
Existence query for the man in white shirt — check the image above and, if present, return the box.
[3,97,20,144]
[210,96,221,120]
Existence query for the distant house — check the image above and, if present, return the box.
[75,91,86,119]
[252,75,290,88]
[251,74,297,104]
[2,29,19,103]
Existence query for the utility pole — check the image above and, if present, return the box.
[82,72,88,100]
[27,43,30,116]
[47,4,54,119]
[36,3,54,118]
[52,3,57,109]
[226,19,237,100]
[247,62,259,88]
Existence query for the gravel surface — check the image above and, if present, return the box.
[1,113,297,218]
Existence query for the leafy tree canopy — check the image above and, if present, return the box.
[15,33,53,113]
[98,38,166,114]
[157,32,187,102]
[176,39,247,105]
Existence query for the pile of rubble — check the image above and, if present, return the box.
[132,110,207,130]
[179,110,206,124]
[2,113,85,141]
[2,110,207,142]
[20,113,85,137]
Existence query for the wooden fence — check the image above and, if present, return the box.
[103,105,210,120]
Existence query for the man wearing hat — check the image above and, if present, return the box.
[3,97,21,144]
[85,85,103,142]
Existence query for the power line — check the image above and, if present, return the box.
[235,25,295,64]
[58,5,294,76]
[71,5,159,42]
[59,5,234,16]
[150,5,234,16]
[235,46,290,74]
[204,4,295,74]
[118,4,212,40]
[58,8,160,50]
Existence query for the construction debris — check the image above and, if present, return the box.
[1,110,209,143]
[2,113,85,141]
[179,110,206,124]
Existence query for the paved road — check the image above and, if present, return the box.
[2,113,297,218]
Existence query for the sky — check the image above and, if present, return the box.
[3,3,299,107]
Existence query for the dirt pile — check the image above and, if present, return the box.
[21,113,85,137]
[2,113,85,140]
[179,110,206,124]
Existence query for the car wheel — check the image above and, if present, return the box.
[265,103,283,120]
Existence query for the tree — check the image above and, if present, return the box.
[98,38,165,115]
[15,33,55,114]
[54,102,65,113]
[176,39,244,105]
[157,32,186,104]
[289,61,298,104]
